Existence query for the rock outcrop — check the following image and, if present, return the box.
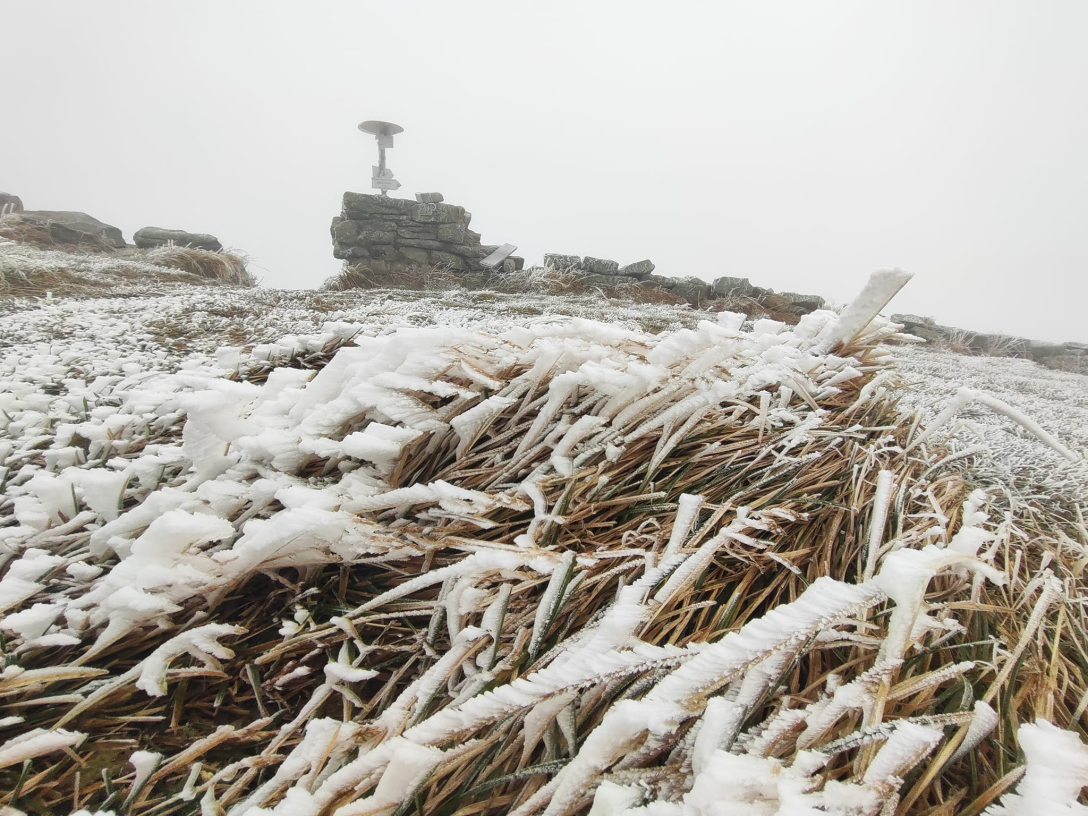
[0,192,23,215]
[891,314,1088,373]
[15,211,126,248]
[134,227,223,252]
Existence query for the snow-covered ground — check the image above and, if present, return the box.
[1,284,1087,815]
[4,285,1085,502]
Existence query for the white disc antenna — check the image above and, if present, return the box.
[358,120,404,196]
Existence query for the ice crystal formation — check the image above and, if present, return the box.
[1,272,1087,815]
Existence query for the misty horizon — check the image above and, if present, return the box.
[4,1,1086,343]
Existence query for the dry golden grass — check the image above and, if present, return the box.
[1,319,1083,815]
[142,246,255,286]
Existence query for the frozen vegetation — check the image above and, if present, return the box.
[1,274,1087,815]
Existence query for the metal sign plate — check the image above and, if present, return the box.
[480,243,518,269]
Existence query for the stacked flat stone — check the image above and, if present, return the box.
[332,192,524,276]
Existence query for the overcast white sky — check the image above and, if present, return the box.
[4,2,1086,342]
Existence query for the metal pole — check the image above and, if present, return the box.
[378,144,388,196]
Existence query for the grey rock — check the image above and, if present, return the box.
[333,245,371,261]
[342,192,415,219]
[0,192,24,214]
[367,245,404,263]
[544,253,582,270]
[641,274,676,289]
[618,259,655,278]
[781,292,826,313]
[906,324,948,344]
[890,313,936,327]
[414,192,445,204]
[429,251,466,270]
[1028,341,1066,358]
[410,202,469,225]
[507,255,525,271]
[399,247,431,265]
[445,243,488,259]
[464,229,482,246]
[396,237,449,251]
[1063,342,1088,354]
[330,216,343,239]
[133,226,223,252]
[437,222,467,243]
[582,274,635,289]
[395,225,440,241]
[712,276,756,298]
[333,220,397,247]
[18,210,126,248]
[971,334,1030,356]
[582,256,619,275]
[671,276,711,303]
[502,258,518,274]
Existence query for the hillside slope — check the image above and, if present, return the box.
[1,285,1086,815]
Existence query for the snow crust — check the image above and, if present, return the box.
[0,284,1084,814]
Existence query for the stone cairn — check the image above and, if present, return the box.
[331,191,524,277]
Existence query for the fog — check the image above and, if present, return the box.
[4,1,1086,342]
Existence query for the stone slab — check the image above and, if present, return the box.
[342,192,415,218]
[414,192,445,204]
[410,202,469,225]
[582,256,619,275]
[544,253,582,270]
[618,259,655,278]
[712,276,756,297]
[481,243,518,270]
[18,210,126,248]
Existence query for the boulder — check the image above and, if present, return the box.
[507,255,525,271]
[502,258,518,274]
[18,211,125,248]
[0,192,24,214]
[544,253,582,271]
[133,226,223,252]
[414,192,445,204]
[671,277,711,303]
[582,256,620,275]
[618,259,655,278]
[779,292,825,314]
[712,276,756,298]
